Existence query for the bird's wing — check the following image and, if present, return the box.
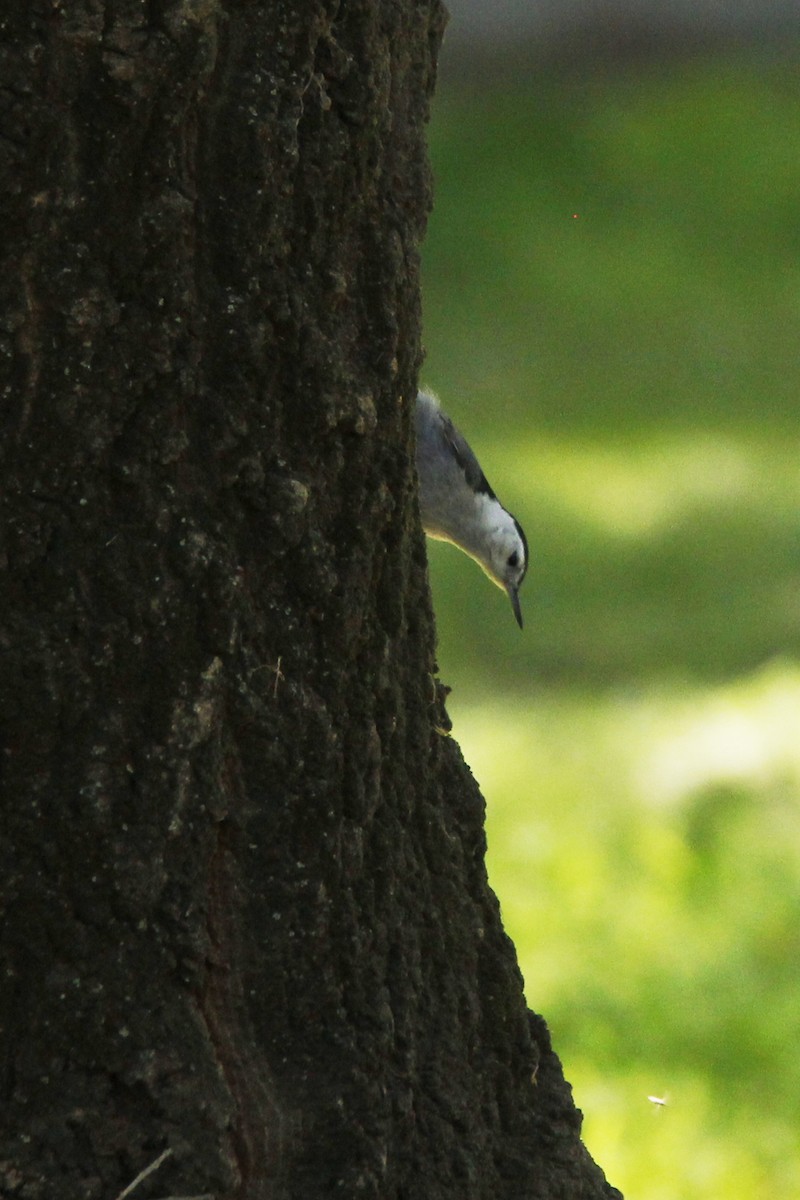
[437,409,496,500]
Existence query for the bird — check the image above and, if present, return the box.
[414,389,528,628]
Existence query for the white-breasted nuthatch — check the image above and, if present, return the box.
[415,390,528,628]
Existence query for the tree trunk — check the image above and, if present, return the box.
[0,2,620,1197]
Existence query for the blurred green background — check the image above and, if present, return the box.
[421,47,800,1198]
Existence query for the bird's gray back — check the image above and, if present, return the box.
[415,391,495,496]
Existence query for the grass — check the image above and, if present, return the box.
[421,47,800,1200]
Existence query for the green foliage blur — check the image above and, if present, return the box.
[421,47,800,1199]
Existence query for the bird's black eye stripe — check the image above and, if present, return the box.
[507,552,519,568]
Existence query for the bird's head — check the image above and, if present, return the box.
[483,510,528,629]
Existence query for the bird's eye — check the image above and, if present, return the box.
[507,552,519,568]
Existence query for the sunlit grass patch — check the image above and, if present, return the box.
[453,662,800,963]
[637,664,800,804]
[573,1066,800,1200]
[503,432,800,541]
[450,662,800,1199]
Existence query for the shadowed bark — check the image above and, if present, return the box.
[0,2,621,1196]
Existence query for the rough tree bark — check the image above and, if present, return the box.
[1,2,620,1197]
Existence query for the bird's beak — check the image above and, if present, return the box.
[507,585,524,630]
